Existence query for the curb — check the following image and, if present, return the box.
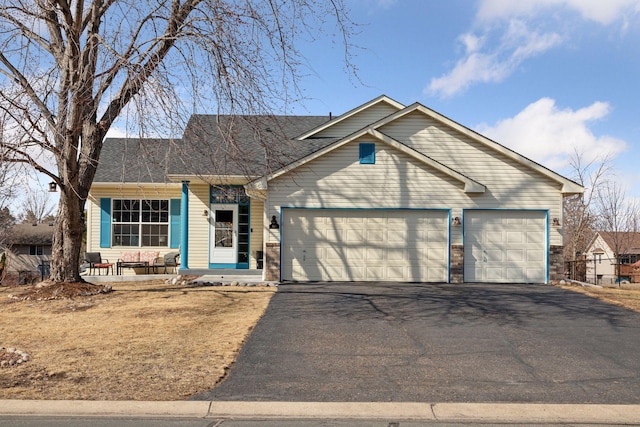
[2,400,640,424]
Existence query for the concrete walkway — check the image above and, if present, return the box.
[1,400,640,424]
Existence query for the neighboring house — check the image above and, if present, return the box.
[4,222,54,275]
[585,231,640,284]
[87,95,583,283]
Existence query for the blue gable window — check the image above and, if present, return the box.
[359,143,375,164]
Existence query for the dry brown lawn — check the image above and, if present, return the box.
[0,280,275,400]
[561,283,640,313]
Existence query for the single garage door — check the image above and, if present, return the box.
[464,210,547,283]
[282,209,449,282]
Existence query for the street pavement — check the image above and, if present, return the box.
[192,282,640,403]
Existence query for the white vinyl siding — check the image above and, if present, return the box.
[282,209,449,282]
[187,183,210,269]
[249,198,264,269]
[379,111,563,245]
[464,210,547,283]
[315,102,400,138]
[269,139,468,220]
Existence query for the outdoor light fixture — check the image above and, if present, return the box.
[552,217,561,227]
[203,210,208,217]
[48,181,57,192]
[269,215,279,229]
[452,217,461,226]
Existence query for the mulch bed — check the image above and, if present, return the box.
[6,281,112,301]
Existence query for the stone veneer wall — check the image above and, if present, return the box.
[450,244,464,283]
[549,245,564,282]
[264,242,280,281]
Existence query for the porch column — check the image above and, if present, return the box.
[179,181,190,270]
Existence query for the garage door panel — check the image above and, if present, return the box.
[366,247,384,261]
[346,229,365,242]
[507,231,524,244]
[526,268,544,281]
[486,267,504,280]
[464,210,547,283]
[366,229,384,242]
[506,249,524,262]
[507,267,524,280]
[426,247,447,261]
[527,250,545,262]
[346,247,365,260]
[366,267,384,280]
[387,249,406,261]
[527,231,544,243]
[282,209,449,282]
[325,247,345,260]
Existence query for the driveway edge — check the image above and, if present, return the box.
[2,400,640,424]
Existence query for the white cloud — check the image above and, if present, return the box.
[477,0,640,25]
[476,98,627,170]
[427,22,562,98]
[427,0,640,98]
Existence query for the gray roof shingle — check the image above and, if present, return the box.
[94,115,333,183]
[8,223,54,245]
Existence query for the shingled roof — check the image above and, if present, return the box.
[7,223,54,245]
[598,231,640,254]
[94,115,333,183]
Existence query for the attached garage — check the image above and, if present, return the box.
[281,209,449,282]
[464,210,547,283]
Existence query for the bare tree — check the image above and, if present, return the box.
[0,0,355,282]
[19,189,56,224]
[595,180,637,284]
[562,150,611,279]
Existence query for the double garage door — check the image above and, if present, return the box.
[281,209,547,283]
[281,209,449,282]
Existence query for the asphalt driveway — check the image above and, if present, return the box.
[192,283,640,403]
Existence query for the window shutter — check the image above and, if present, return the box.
[100,198,111,248]
[170,199,181,248]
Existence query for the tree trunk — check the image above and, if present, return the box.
[49,181,85,283]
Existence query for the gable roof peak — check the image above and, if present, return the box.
[368,102,584,195]
[297,94,405,140]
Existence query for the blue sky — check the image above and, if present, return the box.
[294,0,640,199]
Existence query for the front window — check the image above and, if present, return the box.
[112,199,169,247]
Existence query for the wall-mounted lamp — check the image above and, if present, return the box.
[269,215,279,229]
[552,217,561,227]
[48,181,57,192]
[203,210,208,217]
[452,216,461,226]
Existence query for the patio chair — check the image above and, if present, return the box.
[157,252,180,274]
[84,252,113,275]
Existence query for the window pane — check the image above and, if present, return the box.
[113,224,140,246]
[141,224,168,247]
[113,199,140,223]
[141,199,168,223]
[214,209,233,247]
